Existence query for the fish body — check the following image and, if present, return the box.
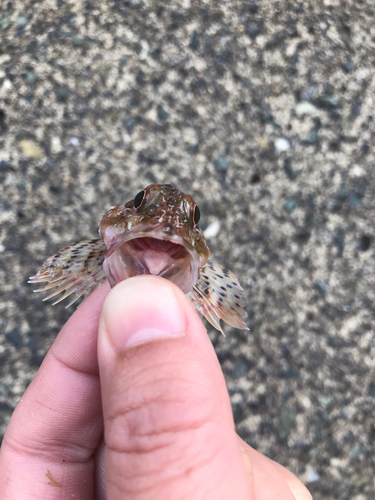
[29,184,248,333]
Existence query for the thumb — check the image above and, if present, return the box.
[98,276,251,500]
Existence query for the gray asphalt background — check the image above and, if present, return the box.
[1,0,375,498]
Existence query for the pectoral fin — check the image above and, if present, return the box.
[187,260,249,334]
[29,239,107,308]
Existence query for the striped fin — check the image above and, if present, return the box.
[188,260,249,334]
[28,239,107,308]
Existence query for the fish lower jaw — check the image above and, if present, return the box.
[103,237,199,294]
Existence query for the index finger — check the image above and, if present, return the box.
[0,282,110,500]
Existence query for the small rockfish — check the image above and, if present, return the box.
[29,184,248,333]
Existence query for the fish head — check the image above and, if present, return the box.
[99,184,210,293]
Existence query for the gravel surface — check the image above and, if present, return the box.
[1,1,375,498]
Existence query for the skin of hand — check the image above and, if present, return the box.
[0,276,313,500]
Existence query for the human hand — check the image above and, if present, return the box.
[0,276,312,499]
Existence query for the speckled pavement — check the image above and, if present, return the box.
[1,1,375,498]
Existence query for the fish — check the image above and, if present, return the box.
[29,184,248,333]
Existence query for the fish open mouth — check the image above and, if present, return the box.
[102,227,200,294]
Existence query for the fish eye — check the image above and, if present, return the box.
[193,204,201,225]
[134,190,146,210]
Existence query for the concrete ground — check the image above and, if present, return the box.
[1,0,375,498]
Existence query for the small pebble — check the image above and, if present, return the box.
[347,193,361,208]
[277,410,296,441]
[312,95,340,110]
[250,172,261,184]
[214,156,229,172]
[319,396,333,408]
[0,160,11,170]
[26,72,36,84]
[204,36,212,47]
[123,117,135,133]
[358,235,371,252]
[0,13,10,30]
[342,61,355,73]
[246,23,262,39]
[157,105,169,121]
[283,156,297,180]
[6,328,23,347]
[189,31,199,51]
[51,136,62,153]
[336,184,347,200]
[314,279,327,294]
[307,468,320,483]
[70,137,79,146]
[350,165,366,177]
[305,130,319,144]
[275,138,290,152]
[26,39,38,53]
[19,139,44,159]
[283,199,297,213]
[0,109,6,133]
[243,78,253,89]
[349,445,366,459]
[367,382,375,396]
[186,144,199,155]
[72,37,85,47]
[57,84,71,101]
[266,31,287,49]
[295,102,317,117]
[204,220,221,239]
[16,16,28,28]
[246,3,259,13]
[0,384,9,397]
[232,358,253,379]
